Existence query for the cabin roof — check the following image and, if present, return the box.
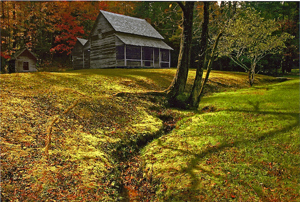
[100,10,164,40]
[115,33,173,50]
[11,47,37,61]
[77,38,88,46]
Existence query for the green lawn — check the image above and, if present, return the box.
[141,79,300,201]
[1,69,298,201]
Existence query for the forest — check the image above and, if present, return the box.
[1,1,299,74]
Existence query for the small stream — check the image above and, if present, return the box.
[119,113,178,201]
[120,155,156,201]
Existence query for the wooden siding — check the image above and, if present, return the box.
[83,40,91,69]
[14,50,37,72]
[116,60,125,66]
[83,49,90,69]
[73,11,172,69]
[90,14,116,68]
[72,42,84,70]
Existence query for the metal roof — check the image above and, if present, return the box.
[77,38,88,46]
[12,47,37,60]
[115,33,173,50]
[100,10,164,40]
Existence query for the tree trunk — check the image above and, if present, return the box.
[248,64,256,86]
[198,32,223,101]
[188,31,223,108]
[7,2,11,55]
[187,2,209,108]
[165,2,194,106]
[12,2,17,49]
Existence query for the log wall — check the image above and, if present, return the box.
[90,14,116,68]
[72,42,84,70]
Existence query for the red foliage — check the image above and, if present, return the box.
[1,52,11,59]
[51,13,85,55]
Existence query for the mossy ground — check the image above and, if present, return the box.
[0,68,292,201]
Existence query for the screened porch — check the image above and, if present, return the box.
[116,45,171,68]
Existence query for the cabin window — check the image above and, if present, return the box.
[116,46,124,60]
[126,45,141,60]
[23,62,29,70]
[142,47,153,60]
[161,49,169,62]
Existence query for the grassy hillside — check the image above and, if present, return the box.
[0,69,295,201]
[141,79,300,201]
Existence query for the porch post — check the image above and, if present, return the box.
[159,48,161,68]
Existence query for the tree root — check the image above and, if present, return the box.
[44,100,79,159]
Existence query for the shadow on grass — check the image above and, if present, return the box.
[33,70,174,94]
[157,108,299,201]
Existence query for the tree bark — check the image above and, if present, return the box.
[187,2,209,108]
[197,32,223,102]
[7,2,11,55]
[165,2,194,105]
[248,64,256,86]
[187,31,222,108]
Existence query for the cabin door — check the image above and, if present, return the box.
[23,62,29,70]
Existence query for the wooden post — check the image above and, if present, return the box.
[159,48,161,68]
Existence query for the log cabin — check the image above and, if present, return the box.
[8,47,38,73]
[72,10,173,69]
[71,38,90,70]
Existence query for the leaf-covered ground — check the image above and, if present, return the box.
[0,69,282,201]
[141,79,300,201]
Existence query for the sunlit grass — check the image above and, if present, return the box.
[141,79,300,201]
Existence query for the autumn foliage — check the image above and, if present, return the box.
[0,1,135,62]
[51,13,84,55]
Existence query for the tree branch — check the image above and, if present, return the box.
[229,55,249,71]
[45,99,79,159]
[199,31,223,97]
[177,1,185,13]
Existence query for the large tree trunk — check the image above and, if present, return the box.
[187,2,209,108]
[165,2,194,106]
